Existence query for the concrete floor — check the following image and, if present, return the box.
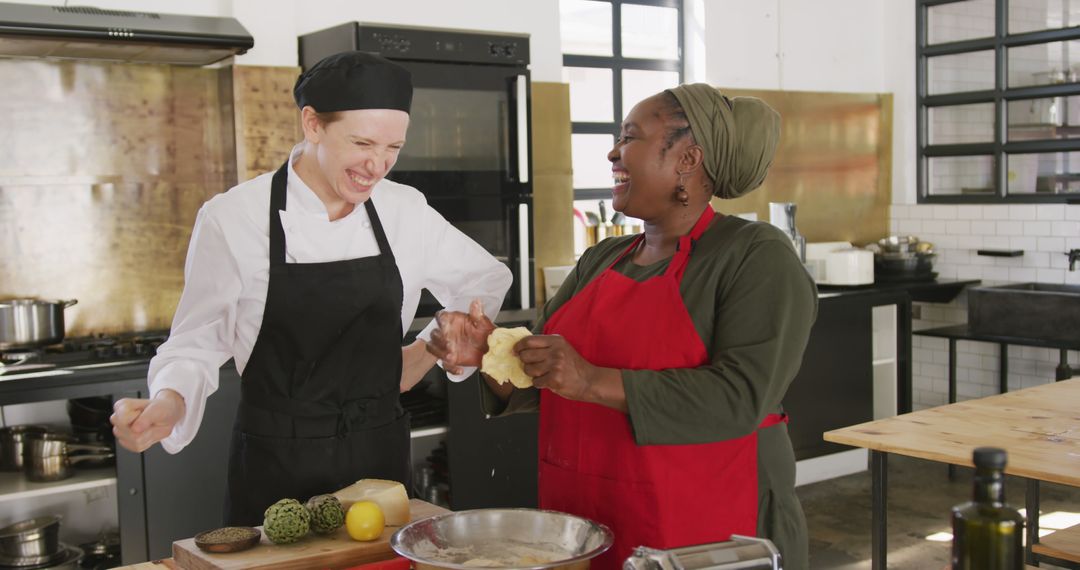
[798,454,1080,569]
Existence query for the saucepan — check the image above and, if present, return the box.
[0,424,49,471]
[23,433,114,482]
[391,508,613,570]
[0,299,78,350]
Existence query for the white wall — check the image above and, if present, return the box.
[704,0,885,93]
[703,0,1080,409]
[13,0,563,81]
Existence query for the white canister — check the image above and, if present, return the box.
[824,249,874,285]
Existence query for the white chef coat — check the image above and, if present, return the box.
[148,144,512,453]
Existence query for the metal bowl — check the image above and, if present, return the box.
[391,509,613,570]
[877,235,920,254]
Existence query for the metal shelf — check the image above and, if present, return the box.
[410,425,447,439]
[0,467,115,503]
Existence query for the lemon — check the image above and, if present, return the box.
[345,500,385,541]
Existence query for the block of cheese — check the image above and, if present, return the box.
[333,479,410,526]
[481,326,533,388]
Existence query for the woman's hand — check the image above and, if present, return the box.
[400,339,438,392]
[110,389,186,453]
[427,299,496,374]
[516,335,627,411]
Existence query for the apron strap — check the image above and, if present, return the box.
[605,207,717,276]
[241,387,402,438]
[663,207,716,283]
[268,161,289,267]
[267,160,397,269]
[363,199,397,267]
[609,234,645,268]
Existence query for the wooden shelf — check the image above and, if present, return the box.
[0,467,115,503]
[1033,522,1080,564]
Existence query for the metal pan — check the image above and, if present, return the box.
[0,424,49,471]
[0,298,78,350]
[23,433,114,482]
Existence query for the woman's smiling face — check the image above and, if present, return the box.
[607,93,695,219]
[311,108,410,205]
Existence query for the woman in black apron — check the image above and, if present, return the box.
[111,52,512,525]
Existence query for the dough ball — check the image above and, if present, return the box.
[481,327,533,388]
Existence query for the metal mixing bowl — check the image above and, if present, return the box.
[391,509,613,570]
[877,235,920,253]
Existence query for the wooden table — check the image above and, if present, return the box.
[824,378,1080,569]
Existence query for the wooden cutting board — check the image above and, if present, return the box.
[172,499,448,570]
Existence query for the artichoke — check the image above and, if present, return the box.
[263,498,311,544]
[305,494,346,534]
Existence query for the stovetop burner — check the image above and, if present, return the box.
[0,332,169,373]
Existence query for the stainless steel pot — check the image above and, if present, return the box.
[0,299,78,350]
[0,424,49,471]
[0,516,61,560]
[24,433,114,482]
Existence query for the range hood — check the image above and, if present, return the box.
[0,2,253,66]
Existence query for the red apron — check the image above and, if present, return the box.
[538,207,787,570]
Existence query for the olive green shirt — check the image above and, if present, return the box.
[482,214,817,569]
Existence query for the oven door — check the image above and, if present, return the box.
[387,61,533,316]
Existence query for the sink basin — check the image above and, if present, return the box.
[967,282,1080,344]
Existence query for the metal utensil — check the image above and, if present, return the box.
[391,508,613,570]
[624,535,781,570]
[0,299,78,350]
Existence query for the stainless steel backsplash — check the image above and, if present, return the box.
[0,59,238,335]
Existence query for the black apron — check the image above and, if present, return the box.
[223,162,410,526]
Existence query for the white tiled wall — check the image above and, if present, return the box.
[891,203,1080,409]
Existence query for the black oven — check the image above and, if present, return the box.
[300,23,534,316]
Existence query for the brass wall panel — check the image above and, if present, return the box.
[714,89,893,246]
[0,60,236,336]
[530,82,575,305]
[231,66,303,181]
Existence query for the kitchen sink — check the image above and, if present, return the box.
[967,282,1080,344]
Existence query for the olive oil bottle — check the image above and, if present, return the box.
[951,447,1025,570]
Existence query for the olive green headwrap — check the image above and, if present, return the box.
[666,83,781,199]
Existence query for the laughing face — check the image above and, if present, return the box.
[606,93,695,220]
[301,107,410,212]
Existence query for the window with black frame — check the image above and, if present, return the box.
[559,0,684,228]
[918,0,1080,202]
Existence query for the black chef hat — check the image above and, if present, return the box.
[294,51,413,114]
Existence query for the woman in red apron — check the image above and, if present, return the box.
[430,84,816,570]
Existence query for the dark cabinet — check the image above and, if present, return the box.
[136,367,240,560]
[783,295,875,460]
[446,373,537,509]
[0,365,241,565]
[114,366,240,562]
